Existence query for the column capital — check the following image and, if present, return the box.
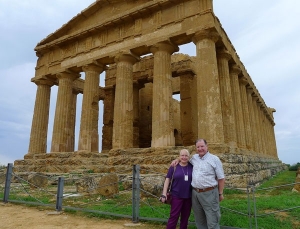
[114,51,140,65]
[150,41,179,55]
[216,48,231,61]
[82,62,105,73]
[133,80,145,90]
[246,85,254,94]
[239,76,248,85]
[34,78,54,87]
[229,64,241,75]
[57,71,80,80]
[192,29,219,44]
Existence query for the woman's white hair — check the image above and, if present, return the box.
[180,149,190,156]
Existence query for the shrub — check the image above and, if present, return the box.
[288,162,300,171]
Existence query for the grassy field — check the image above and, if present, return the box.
[1,170,299,229]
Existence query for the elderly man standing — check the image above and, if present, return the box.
[191,139,225,229]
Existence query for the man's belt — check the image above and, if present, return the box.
[193,186,216,193]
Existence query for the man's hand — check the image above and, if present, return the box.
[170,158,179,167]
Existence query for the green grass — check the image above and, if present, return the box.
[1,170,299,229]
[220,171,300,229]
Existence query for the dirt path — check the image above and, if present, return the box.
[0,203,166,229]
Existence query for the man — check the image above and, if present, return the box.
[172,139,225,229]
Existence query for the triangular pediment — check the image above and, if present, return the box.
[36,0,158,48]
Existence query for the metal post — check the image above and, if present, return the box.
[132,164,140,223]
[247,185,253,229]
[56,177,64,211]
[3,163,13,203]
[252,186,258,229]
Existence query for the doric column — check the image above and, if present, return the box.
[150,41,179,147]
[251,95,261,153]
[51,71,79,152]
[268,108,278,158]
[217,48,236,147]
[192,30,224,143]
[259,104,267,155]
[133,81,141,148]
[229,64,246,148]
[68,88,80,152]
[239,76,252,150]
[102,86,115,151]
[112,52,139,148]
[246,86,259,152]
[180,73,197,146]
[252,96,263,154]
[139,83,153,148]
[27,79,54,156]
[263,109,270,156]
[78,64,104,152]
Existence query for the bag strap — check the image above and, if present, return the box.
[168,166,176,192]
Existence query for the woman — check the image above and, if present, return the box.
[160,149,193,229]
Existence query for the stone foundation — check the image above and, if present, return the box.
[14,146,287,188]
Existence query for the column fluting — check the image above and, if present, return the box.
[150,41,178,147]
[27,79,54,155]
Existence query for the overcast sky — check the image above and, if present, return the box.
[0,0,299,166]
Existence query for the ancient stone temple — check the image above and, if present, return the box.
[14,0,286,187]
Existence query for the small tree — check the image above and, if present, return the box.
[288,162,300,171]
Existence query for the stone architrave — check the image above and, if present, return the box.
[193,30,224,144]
[217,48,236,147]
[229,64,246,149]
[150,41,179,147]
[51,71,79,152]
[113,53,139,149]
[27,79,54,156]
[78,64,104,152]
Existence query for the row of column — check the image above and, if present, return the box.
[181,29,277,156]
[27,40,178,155]
[27,29,277,158]
[213,35,277,156]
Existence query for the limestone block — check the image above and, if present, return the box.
[75,174,119,196]
[140,175,165,197]
[122,175,165,198]
[28,173,48,188]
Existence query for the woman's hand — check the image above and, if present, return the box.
[160,195,166,203]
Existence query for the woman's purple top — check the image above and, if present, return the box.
[166,163,193,199]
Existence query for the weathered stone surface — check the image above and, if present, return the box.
[75,174,119,196]
[13,146,287,188]
[14,0,284,189]
[27,173,48,188]
[122,174,165,198]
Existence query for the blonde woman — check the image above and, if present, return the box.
[160,149,193,229]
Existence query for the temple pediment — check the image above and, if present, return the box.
[36,0,154,48]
